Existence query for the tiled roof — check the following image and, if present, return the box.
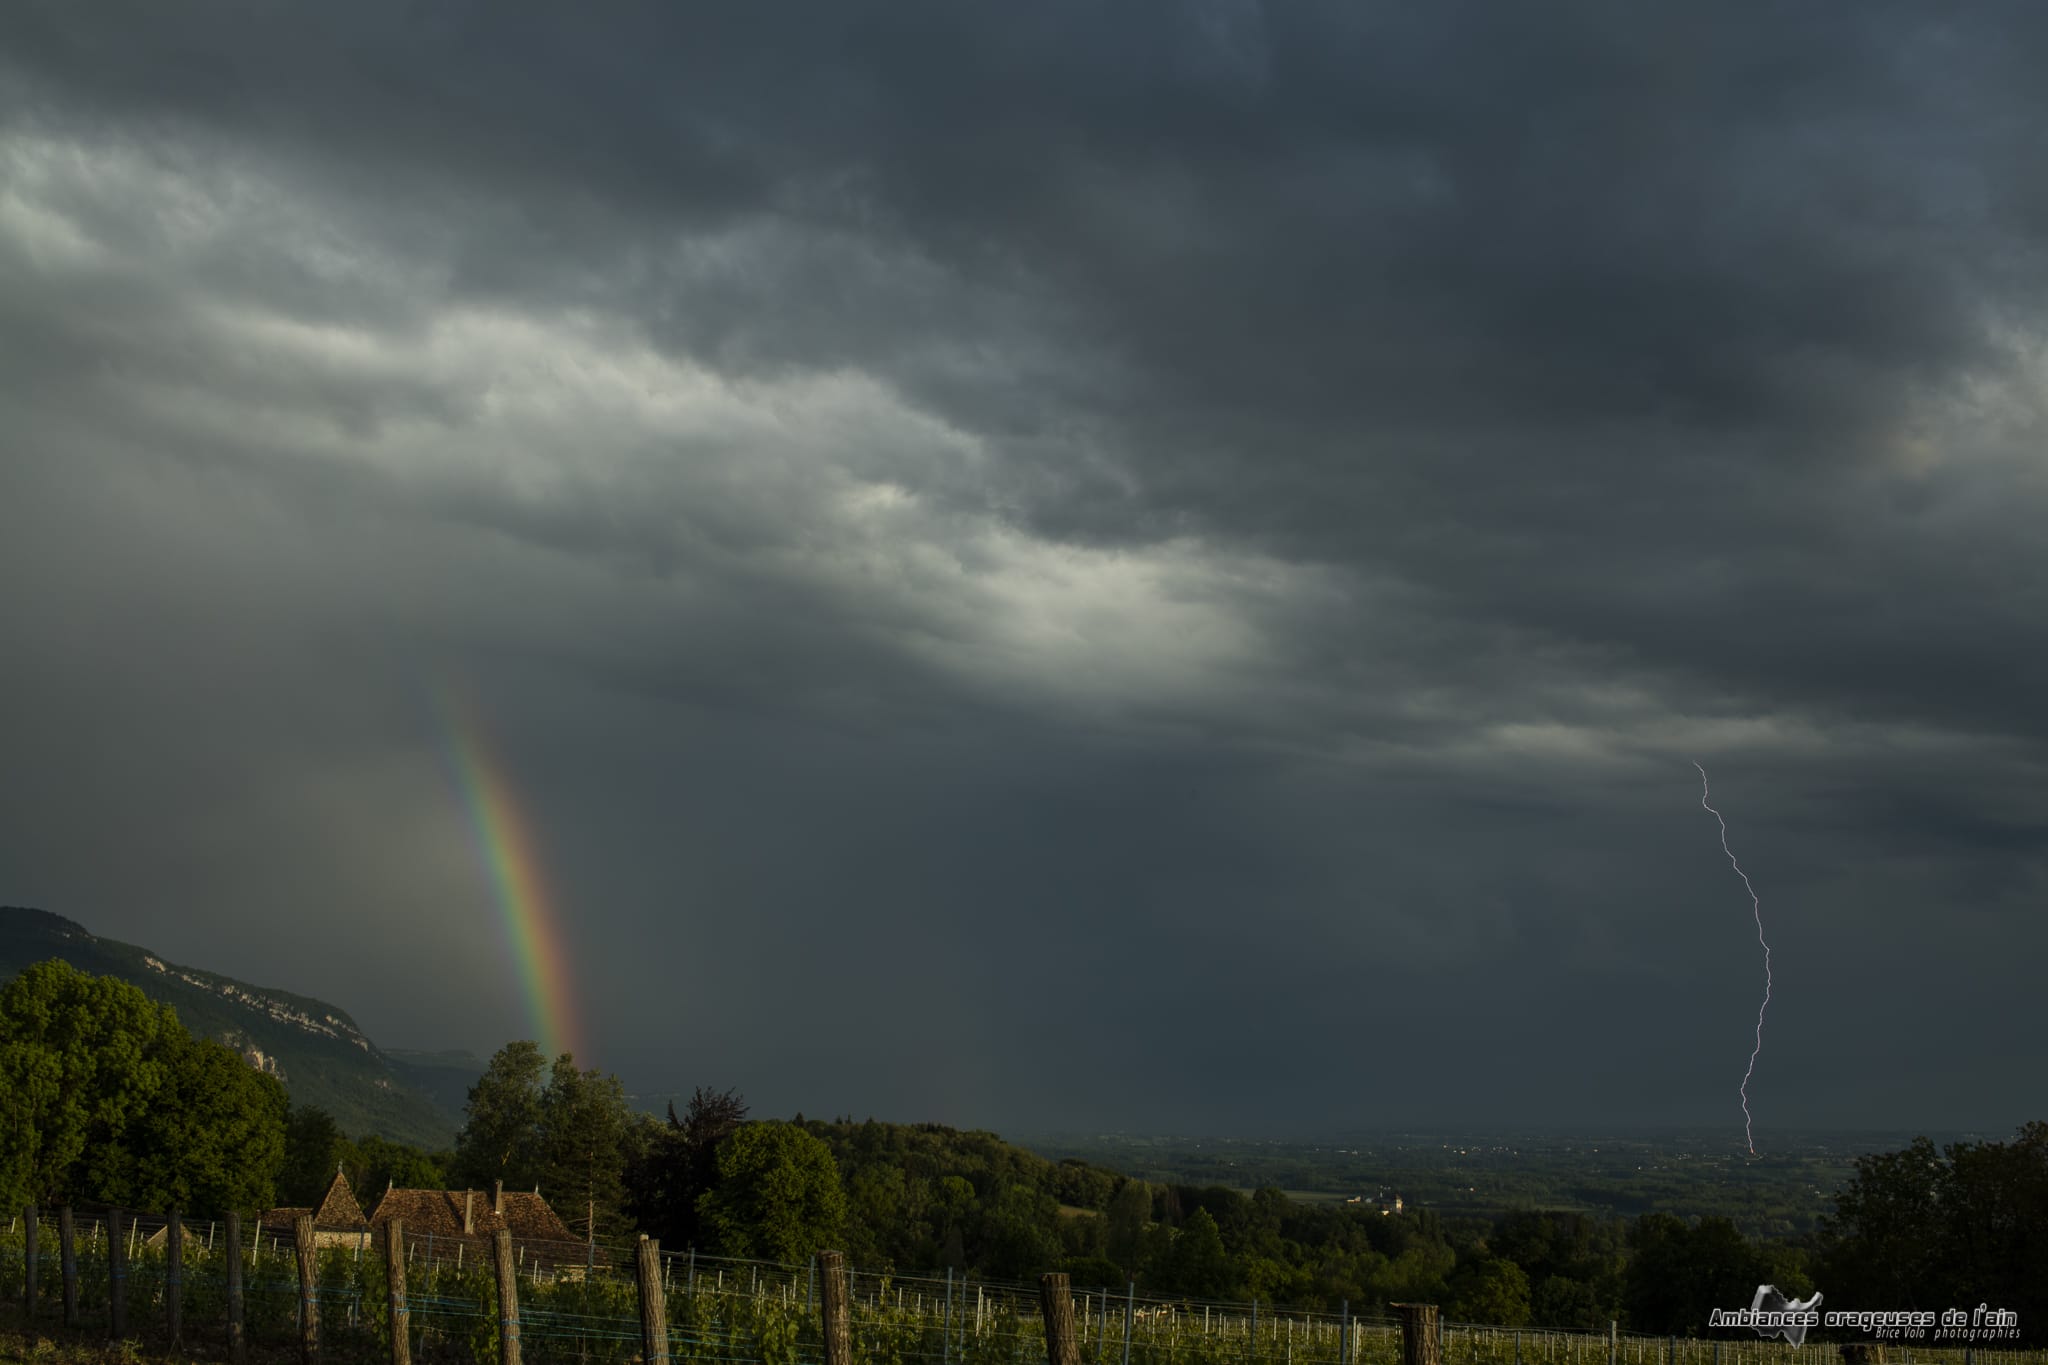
[259,1169,370,1233]
[143,1221,222,1248]
[368,1186,577,1245]
[498,1190,577,1243]
[367,1188,466,1238]
[314,1169,369,1229]
[258,1206,313,1231]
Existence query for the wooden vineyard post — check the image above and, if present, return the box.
[1041,1273,1081,1365]
[59,1206,78,1328]
[385,1219,412,1365]
[227,1211,246,1365]
[492,1229,523,1365]
[636,1236,669,1364]
[1396,1304,1442,1365]
[108,1207,128,1340]
[167,1209,184,1348]
[296,1213,321,1365]
[22,1204,37,1320]
[819,1250,852,1365]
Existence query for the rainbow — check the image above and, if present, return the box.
[433,680,585,1064]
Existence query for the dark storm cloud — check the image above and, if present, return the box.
[2,1,2045,1135]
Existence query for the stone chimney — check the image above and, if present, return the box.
[463,1189,475,1234]
[493,1180,504,1216]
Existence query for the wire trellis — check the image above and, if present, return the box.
[1,1213,2040,1365]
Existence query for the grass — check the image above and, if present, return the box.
[0,1306,241,1364]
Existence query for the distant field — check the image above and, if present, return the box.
[1263,1189,1357,1205]
[1018,1128,1937,1236]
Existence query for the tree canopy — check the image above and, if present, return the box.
[452,1040,641,1238]
[0,958,286,1214]
[696,1121,848,1263]
[1821,1123,2047,1334]
[624,1085,748,1250]
[453,1039,549,1190]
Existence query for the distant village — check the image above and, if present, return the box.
[1341,1192,1403,1215]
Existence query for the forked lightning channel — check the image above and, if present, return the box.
[1695,762,1772,1156]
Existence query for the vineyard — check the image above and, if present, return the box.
[2,1211,2041,1365]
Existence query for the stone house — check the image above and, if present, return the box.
[368,1178,594,1275]
[251,1167,372,1251]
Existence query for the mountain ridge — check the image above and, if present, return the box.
[0,904,475,1148]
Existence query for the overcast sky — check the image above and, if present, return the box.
[4,3,2045,1142]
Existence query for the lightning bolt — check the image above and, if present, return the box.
[1695,762,1771,1156]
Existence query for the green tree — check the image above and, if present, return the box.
[1055,1160,1118,1211]
[1532,1275,1600,1331]
[1494,1212,1558,1278]
[624,1086,748,1248]
[1624,1214,1765,1334]
[536,1053,635,1239]
[280,1106,359,1205]
[454,1041,547,1190]
[936,1174,977,1268]
[842,1162,917,1266]
[0,959,182,1208]
[980,1182,1062,1279]
[1058,1203,1109,1261]
[697,1121,848,1262]
[130,1031,288,1214]
[1371,1244,1455,1305]
[1245,1187,1289,1261]
[455,1042,642,1237]
[1821,1124,2047,1336]
[356,1134,448,1196]
[1105,1178,1153,1272]
[0,960,285,1214]
[1935,1123,2046,1325]
[1064,1255,1127,1290]
[1245,1254,1314,1305]
[1448,1258,1532,1326]
[1156,1207,1235,1298]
